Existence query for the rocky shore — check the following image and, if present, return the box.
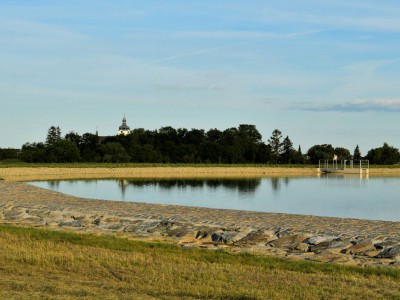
[1,179,400,268]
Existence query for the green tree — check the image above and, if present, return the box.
[366,143,400,165]
[0,148,19,161]
[281,136,295,164]
[268,129,282,163]
[353,145,361,160]
[129,144,161,163]
[80,133,103,162]
[292,145,304,164]
[334,147,352,160]
[238,124,262,162]
[20,143,47,163]
[65,131,82,148]
[206,128,222,143]
[255,143,272,163]
[103,142,131,163]
[46,126,61,145]
[307,144,335,164]
[46,140,81,163]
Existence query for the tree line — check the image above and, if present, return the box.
[1,125,399,165]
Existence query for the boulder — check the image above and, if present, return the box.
[295,243,311,252]
[238,229,277,244]
[211,231,241,244]
[374,239,399,250]
[211,232,227,243]
[306,235,339,245]
[310,240,348,254]
[341,242,376,255]
[268,234,311,250]
[375,245,400,259]
[195,229,209,239]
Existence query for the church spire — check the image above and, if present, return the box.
[118,114,131,136]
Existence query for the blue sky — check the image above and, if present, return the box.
[1,1,399,155]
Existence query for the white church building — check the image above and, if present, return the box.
[117,115,131,136]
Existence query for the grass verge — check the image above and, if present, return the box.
[0,162,316,168]
[1,224,399,299]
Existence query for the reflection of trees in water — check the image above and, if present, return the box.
[206,179,261,194]
[270,178,280,192]
[270,177,291,193]
[120,179,261,194]
[48,181,60,189]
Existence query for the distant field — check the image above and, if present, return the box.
[1,225,399,299]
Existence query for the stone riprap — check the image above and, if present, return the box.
[1,180,400,268]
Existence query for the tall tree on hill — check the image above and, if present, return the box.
[46,126,61,145]
[268,129,282,163]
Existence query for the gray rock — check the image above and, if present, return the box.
[210,231,243,243]
[375,245,400,259]
[167,227,189,237]
[310,240,348,253]
[195,229,209,239]
[374,239,400,250]
[268,234,310,250]
[59,220,84,227]
[211,232,227,243]
[306,236,339,245]
[340,242,376,255]
[238,229,277,244]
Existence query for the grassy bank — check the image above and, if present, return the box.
[0,162,316,168]
[0,225,399,299]
[0,165,320,181]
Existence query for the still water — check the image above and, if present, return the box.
[29,176,400,221]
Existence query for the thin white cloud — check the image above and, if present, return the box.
[147,29,327,64]
[293,99,400,112]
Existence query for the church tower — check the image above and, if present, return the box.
[117,115,131,136]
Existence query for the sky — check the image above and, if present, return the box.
[1,0,399,155]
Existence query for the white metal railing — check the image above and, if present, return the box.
[319,159,369,171]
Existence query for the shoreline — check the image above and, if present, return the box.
[1,166,400,181]
[1,179,400,268]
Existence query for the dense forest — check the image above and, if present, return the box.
[1,125,399,165]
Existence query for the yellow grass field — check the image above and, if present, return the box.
[1,225,400,300]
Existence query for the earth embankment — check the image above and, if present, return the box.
[0,166,319,181]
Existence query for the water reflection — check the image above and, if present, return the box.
[117,178,262,194]
[48,181,60,189]
[29,175,400,221]
[320,174,369,188]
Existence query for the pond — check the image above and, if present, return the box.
[29,176,400,221]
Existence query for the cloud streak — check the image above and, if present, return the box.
[294,99,400,112]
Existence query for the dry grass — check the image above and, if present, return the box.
[0,166,319,182]
[1,225,399,299]
[1,165,399,182]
